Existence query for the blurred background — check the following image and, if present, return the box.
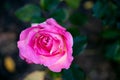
[0,0,120,80]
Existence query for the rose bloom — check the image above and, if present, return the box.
[17,18,73,72]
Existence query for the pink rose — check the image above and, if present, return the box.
[17,18,73,72]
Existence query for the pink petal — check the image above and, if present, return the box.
[46,18,66,31]
[39,18,66,34]
[19,27,32,40]
[19,27,41,40]
[64,32,73,55]
[48,53,73,72]
[17,40,41,64]
[39,52,65,66]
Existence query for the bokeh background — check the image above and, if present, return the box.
[0,0,120,80]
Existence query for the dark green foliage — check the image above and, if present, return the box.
[65,0,82,9]
[70,12,88,26]
[102,29,120,39]
[67,27,87,56]
[93,1,117,27]
[50,8,68,23]
[40,0,60,12]
[92,1,103,18]
[62,64,85,80]
[15,4,41,22]
[117,22,120,29]
[106,41,120,62]
[93,0,120,64]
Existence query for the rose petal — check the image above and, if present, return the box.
[46,18,66,31]
[17,40,41,64]
[19,27,32,40]
[39,52,65,66]
[64,32,73,55]
[48,53,73,72]
[38,18,66,34]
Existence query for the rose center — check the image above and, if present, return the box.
[42,36,49,45]
[31,32,63,56]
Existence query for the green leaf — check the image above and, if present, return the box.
[48,71,62,79]
[40,0,60,12]
[62,69,74,80]
[73,35,87,56]
[67,27,87,56]
[106,41,120,62]
[102,30,119,39]
[62,64,85,80]
[31,17,46,23]
[71,64,85,80]
[93,1,117,27]
[15,4,41,22]
[117,23,120,29]
[67,27,80,37]
[92,1,104,18]
[65,0,81,9]
[70,12,88,26]
[50,8,69,23]
[102,16,116,27]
